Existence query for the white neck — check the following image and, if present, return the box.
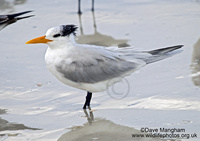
[69,34,77,46]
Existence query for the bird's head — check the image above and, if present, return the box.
[26,25,78,46]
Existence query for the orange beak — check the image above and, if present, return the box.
[26,36,52,44]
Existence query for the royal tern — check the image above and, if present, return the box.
[26,25,183,109]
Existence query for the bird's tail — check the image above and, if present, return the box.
[144,45,183,64]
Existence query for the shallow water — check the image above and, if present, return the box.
[0,0,200,140]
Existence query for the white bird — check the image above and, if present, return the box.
[26,25,183,109]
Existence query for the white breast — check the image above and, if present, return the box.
[45,47,109,92]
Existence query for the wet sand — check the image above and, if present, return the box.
[0,0,200,140]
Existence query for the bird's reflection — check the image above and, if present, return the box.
[76,11,130,47]
[58,110,179,141]
[83,107,94,125]
[0,108,39,137]
[0,10,34,31]
[191,38,200,87]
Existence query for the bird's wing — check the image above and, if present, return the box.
[55,45,146,84]
[107,45,183,64]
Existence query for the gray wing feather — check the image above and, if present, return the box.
[55,44,182,84]
[56,47,145,83]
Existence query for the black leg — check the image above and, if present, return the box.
[78,0,82,14]
[83,91,92,109]
[91,0,95,11]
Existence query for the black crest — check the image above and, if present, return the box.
[61,25,78,37]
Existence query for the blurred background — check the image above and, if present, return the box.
[0,0,200,140]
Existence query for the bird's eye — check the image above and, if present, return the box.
[53,34,61,38]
